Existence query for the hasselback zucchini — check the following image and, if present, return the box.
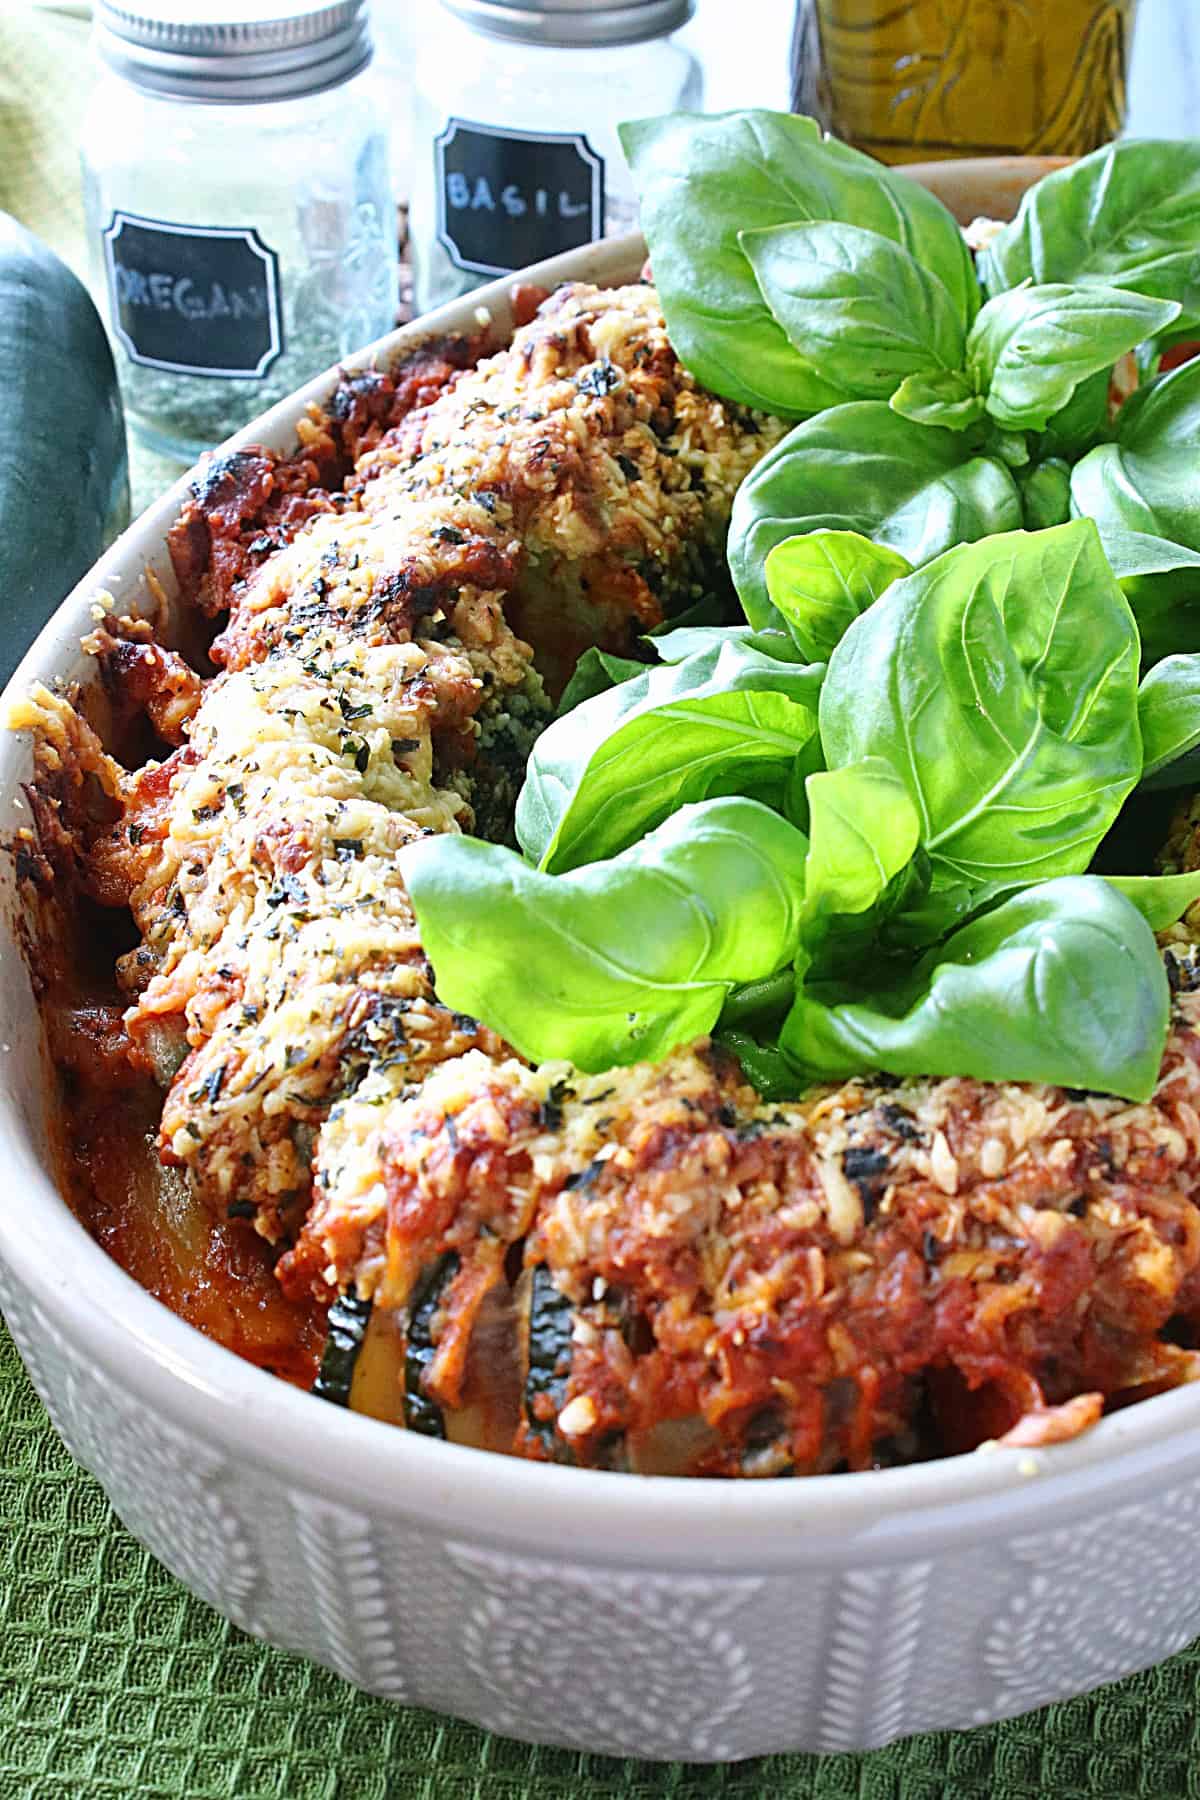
[315,1256,501,1440]
[314,1264,728,1473]
[0,214,129,682]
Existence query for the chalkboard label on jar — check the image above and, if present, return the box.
[435,118,605,277]
[102,212,284,380]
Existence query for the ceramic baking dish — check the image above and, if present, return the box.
[4,161,1200,1762]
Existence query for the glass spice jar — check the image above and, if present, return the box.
[409,0,701,315]
[82,0,400,462]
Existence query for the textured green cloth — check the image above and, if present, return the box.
[4,3,1200,1792]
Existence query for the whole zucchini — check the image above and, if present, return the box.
[0,214,129,683]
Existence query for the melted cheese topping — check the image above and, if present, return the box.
[60,280,780,1239]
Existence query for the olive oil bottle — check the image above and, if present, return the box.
[792,0,1138,163]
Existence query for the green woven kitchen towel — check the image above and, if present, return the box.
[2,1313,1199,1798]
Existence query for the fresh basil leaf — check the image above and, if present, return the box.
[763,530,911,662]
[739,220,967,403]
[1138,653,1200,789]
[985,427,1032,469]
[1071,357,1200,550]
[618,111,836,416]
[881,873,979,951]
[556,648,648,718]
[717,1028,800,1099]
[719,968,795,1032]
[728,404,1022,628]
[801,759,920,925]
[1098,527,1200,666]
[1038,369,1112,461]
[781,876,1169,1102]
[619,109,977,416]
[404,798,811,1073]
[890,369,985,432]
[786,765,927,1000]
[1018,458,1072,530]
[966,283,1180,433]
[981,140,1200,332]
[819,520,1143,902]
[649,624,813,664]
[516,640,824,874]
[1106,871,1200,930]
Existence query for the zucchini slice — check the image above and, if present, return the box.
[520,1263,575,1454]
[404,1253,459,1438]
[313,1290,372,1406]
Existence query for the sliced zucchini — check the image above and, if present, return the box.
[348,1304,407,1426]
[404,1253,459,1438]
[313,1290,372,1406]
[520,1263,575,1454]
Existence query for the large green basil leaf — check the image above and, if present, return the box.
[740,220,967,402]
[980,140,1200,331]
[404,798,810,1073]
[1098,527,1200,666]
[966,283,1179,433]
[780,876,1169,1102]
[1071,358,1200,549]
[728,404,1022,628]
[819,521,1143,901]
[1106,871,1200,930]
[618,109,977,416]
[516,640,825,874]
[764,530,911,662]
[1137,653,1200,789]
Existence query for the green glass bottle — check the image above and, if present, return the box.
[792,0,1139,164]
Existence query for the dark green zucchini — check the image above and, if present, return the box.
[314,1258,462,1433]
[313,1290,372,1406]
[403,1253,459,1438]
[521,1263,575,1454]
[0,213,129,684]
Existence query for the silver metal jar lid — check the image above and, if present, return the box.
[439,0,694,49]
[94,0,373,103]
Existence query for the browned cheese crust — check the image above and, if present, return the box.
[12,282,780,1246]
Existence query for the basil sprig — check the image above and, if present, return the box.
[403,131,1200,1107]
[621,116,1194,630]
[408,522,1185,1101]
[617,110,978,417]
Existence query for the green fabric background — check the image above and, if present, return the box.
[4,3,1200,1791]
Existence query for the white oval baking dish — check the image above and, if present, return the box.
[5,169,1200,1763]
